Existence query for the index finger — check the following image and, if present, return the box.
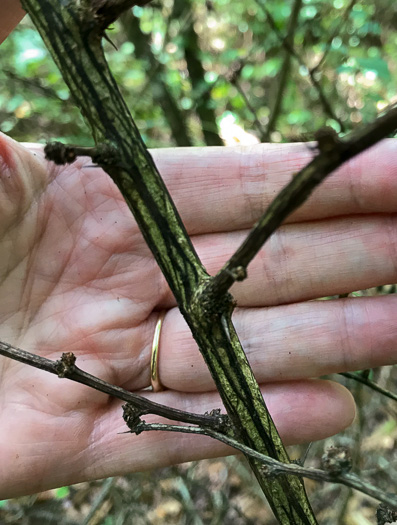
[152,140,397,235]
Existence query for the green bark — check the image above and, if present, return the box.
[20,0,318,522]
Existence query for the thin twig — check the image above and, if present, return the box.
[339,372,397,402]
[264,0,302,140]
[232,79,267,138]
[131,8,194,110]
[0,340,228,430]
[310,0,358,75]
[3,68,65,101]
[201,105,397,298]
[256,0,345,130]
[82,477,115,525]
[129,420,397,509]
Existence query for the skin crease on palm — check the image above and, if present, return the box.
[1,5,397,500]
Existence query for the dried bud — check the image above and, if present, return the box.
[56,352,77,378]
[321,446,351,476]
[314,127,341,153]
[376,503,397,525]
[45,142,77,165]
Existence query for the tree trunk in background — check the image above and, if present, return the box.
[173,0,223,146]
[121,10,193,147]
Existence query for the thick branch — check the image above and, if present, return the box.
[10,2,396,521]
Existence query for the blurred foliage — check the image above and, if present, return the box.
[1,0,397,147]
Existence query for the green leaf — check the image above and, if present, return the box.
[356,57,390,80]
[55,486,70,499]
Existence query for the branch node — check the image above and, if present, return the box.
[89,0,152,32]
[45,141,120,167]
[204,408,231,433]
[321,446,352,476]
[44,141,79,165]
[56,352,77,378]
[376,503,397,525]
[227,266,247,282]
[260,464,287,479]
[197,283,235,320]
[314,127,343,154]
[122,402,148,433]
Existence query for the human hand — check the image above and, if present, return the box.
[1,133,397,498]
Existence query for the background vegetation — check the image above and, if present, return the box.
[2,0,397,147]
[0,0,396,523]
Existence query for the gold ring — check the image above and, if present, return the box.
[150,311,166,392]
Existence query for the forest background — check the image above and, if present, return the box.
[0,0,396,523]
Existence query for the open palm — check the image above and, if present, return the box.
[1,132,397,498]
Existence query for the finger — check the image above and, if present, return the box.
[4,380,352,497]
[0,134,50,235]
[20,138,397,237]
[157,213,397,308]
[80,380,354,491]
[0,1,25,44]
[151,139,397,234]
[158,296,397,392]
